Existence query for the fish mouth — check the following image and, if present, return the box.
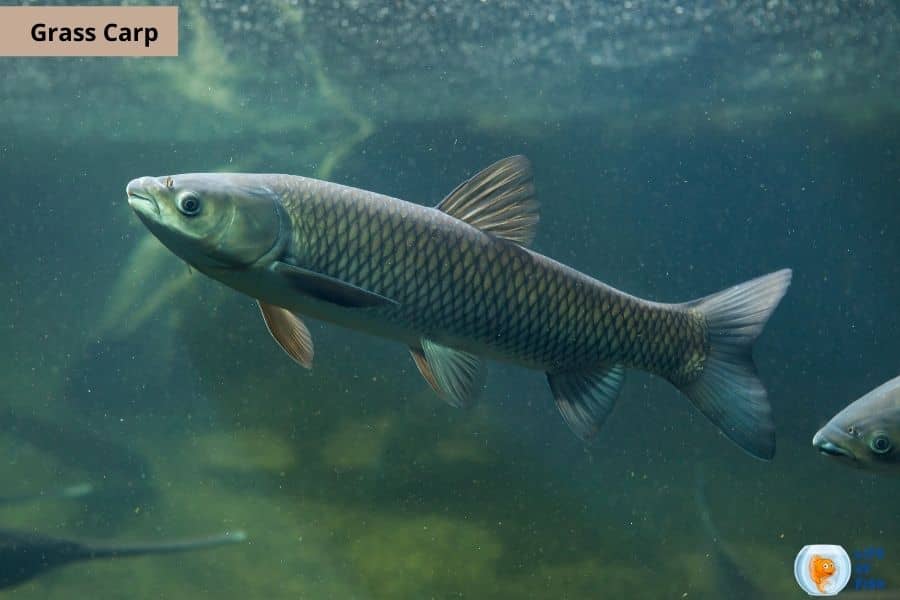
[127,192,159,217]
[812,429,854,459]
[815,440,854,458]
[126,178,160,219]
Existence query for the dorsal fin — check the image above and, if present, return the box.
[436,155,539,246]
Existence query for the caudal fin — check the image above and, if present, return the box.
[680,269,792,460]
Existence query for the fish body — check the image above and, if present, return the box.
[127,157,791,458]
[0,528,246,589]
[813,374,900,472]
[211,174,700,376]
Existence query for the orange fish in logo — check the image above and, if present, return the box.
[809,555,836,593]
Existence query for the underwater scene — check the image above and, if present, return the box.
[1,0,898,598]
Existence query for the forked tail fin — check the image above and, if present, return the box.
[680,269,792,460]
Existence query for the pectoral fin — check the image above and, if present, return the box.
[258,300,314,368]
[547,365,625,441]
[409,347,441,395]
[272,261,398,308]
[416,339,486,408]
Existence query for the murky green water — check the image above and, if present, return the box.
[1,1,898,598]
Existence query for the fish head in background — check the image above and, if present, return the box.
[813,375,900,473]
[126,174,285,271]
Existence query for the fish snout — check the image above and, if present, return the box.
[126,176,162,218]
[812,426,853,458]
[126,175,167,197]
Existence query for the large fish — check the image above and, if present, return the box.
[813,374,899,473]
[127,156,791,458]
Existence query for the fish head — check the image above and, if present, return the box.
[815,558,835,575]
[812,377,900,472]
[126,174,284,269]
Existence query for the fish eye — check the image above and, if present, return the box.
[846,425,856,436]
[869,433,892,455]
[177,193,201,216]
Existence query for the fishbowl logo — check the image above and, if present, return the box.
[794,545,851,596]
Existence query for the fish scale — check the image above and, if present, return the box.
[279,175,706,382]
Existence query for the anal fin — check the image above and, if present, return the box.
[417,339,486,408]
[258,300,314,369]
[547,365,625,441]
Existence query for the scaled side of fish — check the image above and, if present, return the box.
[127,156,791,458]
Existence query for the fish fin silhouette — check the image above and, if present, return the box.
[436,155,538,246]
[419,339,486,408]
[679,269,792,460]
[409,347,441,395]
[547,365,625,441]
[272,262,398,308]
[258,301,314,369]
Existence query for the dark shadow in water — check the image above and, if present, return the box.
[0,526,246,590]
[0,411,157,528]
[201,392,634,577]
